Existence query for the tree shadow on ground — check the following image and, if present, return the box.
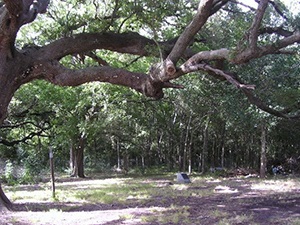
[5,176,300,225]
[10,190,300,225]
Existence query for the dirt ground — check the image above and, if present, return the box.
[1,175,300,225]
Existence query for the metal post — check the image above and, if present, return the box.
[49,148,55,199]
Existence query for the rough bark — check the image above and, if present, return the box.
[0,184,12,210]
[70,135,86,178]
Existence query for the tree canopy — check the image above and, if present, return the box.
[0,0,299,124]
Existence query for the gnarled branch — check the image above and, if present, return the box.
[33,32,165,61]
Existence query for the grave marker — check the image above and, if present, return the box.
[177,172,191,183]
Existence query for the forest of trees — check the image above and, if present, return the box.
[0,0,300,209]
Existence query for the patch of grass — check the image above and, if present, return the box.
[119,213,136,220]
[217,212,257,225]
[3,173,300,225]
[8,217,20,225]
[210,209,229,218]
[141,205,191,224]
[289,218,300,225]
[74,182,154,204]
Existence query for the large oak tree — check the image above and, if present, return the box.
[0,0,299,209]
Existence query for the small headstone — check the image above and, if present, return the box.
[176,173,191,183]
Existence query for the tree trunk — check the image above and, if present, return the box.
[70,143,76,176]
[188,132,193,175]
[116,138,121,170]
[183,114,192,173]
[220,121,226,168]
[0,184,12,211]
[77,136,85,178]
[201,118,209,173]
[70,134,86,178]
[260,121,267,179]
[221,146,225,168]
[123,150,129,174]
[0,60,26,211]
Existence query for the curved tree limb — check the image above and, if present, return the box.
[259,27,293,37]
[233,31,300,64]
[33,32,164,61]
[0,129,49,146]
[28,61,182,100]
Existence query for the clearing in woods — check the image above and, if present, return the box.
[1,174,300,225]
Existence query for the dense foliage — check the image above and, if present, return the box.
[0,0,300,184]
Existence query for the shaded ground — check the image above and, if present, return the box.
[1,175,300,224]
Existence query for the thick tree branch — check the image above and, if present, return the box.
[185,48,230,65]
[4,0,49,24]
[260,27,293,37]
[233,31,300,64]
[1,0,297,122]
[248,0,269,49]
[31,61,182,100]
[167,0,214,66]
[0,0,49,60]
[33,32,161,61]
[2,0,22,17]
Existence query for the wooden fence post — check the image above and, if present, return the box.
[49,148,55,199]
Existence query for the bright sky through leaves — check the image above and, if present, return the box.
[246,0,300,14]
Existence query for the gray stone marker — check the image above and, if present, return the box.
[176,172,191,183]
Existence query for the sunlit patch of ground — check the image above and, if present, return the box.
[251,179,300,193]
[214,185,239,193]
[1,175,300,225]
[1,206,167,225]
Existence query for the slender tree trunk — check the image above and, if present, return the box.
[188,132,193,174]
[183,114,192,172]
[70,142,76,176]
[202,119,209,173]
[220,121,226,168]
[141,155,145,169]
[167,136,173,171]
[260,121,267,179]
[116,138,121,170]
[70,143,78,177]
[123,150,129,174]
[77,135,85,178]
[221,145,225,168]
[157,132,163,163]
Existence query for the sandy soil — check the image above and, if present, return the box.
[1,176,300,225]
